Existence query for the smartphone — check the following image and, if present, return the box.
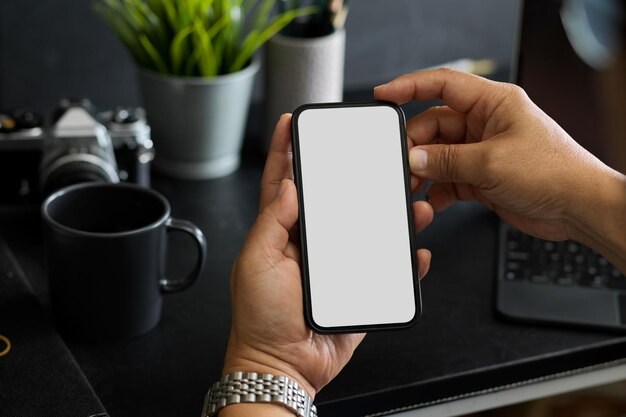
[291,101,421,333]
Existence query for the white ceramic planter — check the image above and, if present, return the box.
[138,58,260,180]
[264,29,345,147]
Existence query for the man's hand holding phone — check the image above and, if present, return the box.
[223,113,433,405]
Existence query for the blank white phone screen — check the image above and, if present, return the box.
[296,105,417,329]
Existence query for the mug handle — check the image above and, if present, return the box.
[159,218,207,294]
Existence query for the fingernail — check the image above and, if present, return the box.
[373,83,387,92]
[410,149,428,171]
[278,179,289,197]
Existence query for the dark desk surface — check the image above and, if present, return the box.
[2,94,626,417]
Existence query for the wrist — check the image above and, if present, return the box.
[223,334,317,400]
[565,165,626,272]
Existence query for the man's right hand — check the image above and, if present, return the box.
[375,68,626,272]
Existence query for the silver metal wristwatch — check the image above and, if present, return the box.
[201,372,318,417]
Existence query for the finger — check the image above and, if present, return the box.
[374,68,501,115]
[409,142,486,184]
[247,180,299,261]
[412,200,434,232]
[406,106,469,146]
[417,249,431,280]
[410,176,428,194]
[426,182,457,212]
[260,114,294,211]
[406,133,415,150]
[427,181,483,211]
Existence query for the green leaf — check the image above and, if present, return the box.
[184,50,200,76]
[161,0,178,32]
[139,34,170,73]
[132,0,170,49]
[251,0,274,35]
[230,6,316,72]
[170,26,194,74]
[147,0,164,18]
[192,20,218,76]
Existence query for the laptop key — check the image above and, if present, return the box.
[530,274,550,284]
[508,251,531,261]
[608,275,626,290]
[505,271,516,280]
[556,276,575,286]
[591,275,608,288]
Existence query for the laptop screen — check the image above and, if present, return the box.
[514,0,625,172]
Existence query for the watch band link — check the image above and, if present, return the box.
[202,372,317,417]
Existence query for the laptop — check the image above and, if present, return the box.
[496,0,626,332]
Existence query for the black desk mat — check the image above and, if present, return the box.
[0,236,107,417]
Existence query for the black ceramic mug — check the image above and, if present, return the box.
[42,183,207,342]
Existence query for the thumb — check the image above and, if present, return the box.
[246,179,298,255]
[408,143,485,184]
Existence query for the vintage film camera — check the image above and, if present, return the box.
[0,99,154,204]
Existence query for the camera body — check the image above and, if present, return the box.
[0,100,153,204]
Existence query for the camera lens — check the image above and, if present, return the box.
[41,159,117,196]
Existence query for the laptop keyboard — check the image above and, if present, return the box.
[502,225,626,290]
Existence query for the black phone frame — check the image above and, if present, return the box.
[291,101,422,334]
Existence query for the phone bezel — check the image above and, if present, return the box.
[291,101,422,334]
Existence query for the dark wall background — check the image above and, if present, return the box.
[0,0,518,113]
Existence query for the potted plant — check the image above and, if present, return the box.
[94,0,313,179]
[263,0,349,145]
